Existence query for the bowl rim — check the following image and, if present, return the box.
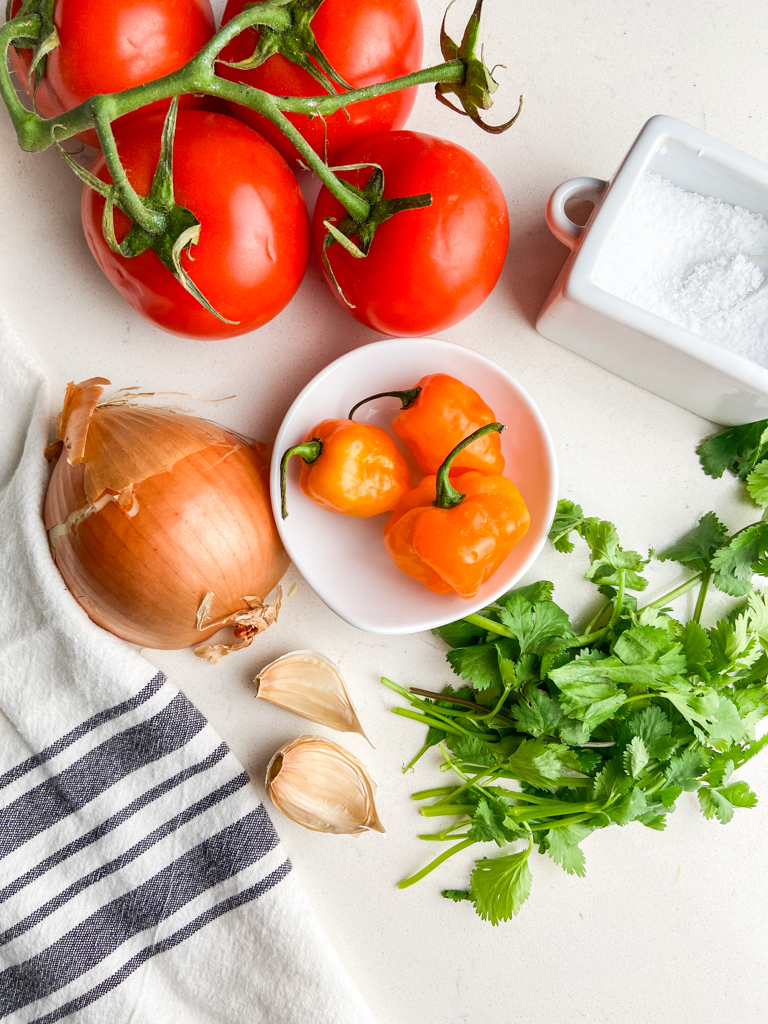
[270,337,559,634]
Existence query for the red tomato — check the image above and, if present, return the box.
[10,0,216,146]
[219,0,423,165]
[312,131,510,336]
[81,111,310,339]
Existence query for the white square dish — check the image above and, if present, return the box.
[536,114,768,425]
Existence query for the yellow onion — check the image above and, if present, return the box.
[43,378,289,650]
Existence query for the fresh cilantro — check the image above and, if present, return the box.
[548,500,585,553]
[623,736,650,778]
[543,822,592,877]
[390,420,768,922]
[747,460,768,508]
[470,845,533,924]
[711,523,768,596]
[446,643,502,691]
[658,512,728,572]
[697,419,768,479]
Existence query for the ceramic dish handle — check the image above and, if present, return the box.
[546,176,608,248]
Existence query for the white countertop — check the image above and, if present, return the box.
[4,1,768,1021]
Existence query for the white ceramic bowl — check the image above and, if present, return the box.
[536,114,768,425]
[270,338,557,634]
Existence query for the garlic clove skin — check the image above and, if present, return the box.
[255,652,369,741]
[266,735,385,835]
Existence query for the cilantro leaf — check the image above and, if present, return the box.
[657,512,728,572]
[697,419,768,479]
[548,499,585,553]
[607,785,648,825]
[509,684,563,738]
[498,581,555,607]
[711,522,768,596]
[582,519,650,591]
[447,733,498,767]
[664,749,705,790]
[544,822,592,877]
[592,758,631,804]
[698,780,758,824]
[468,796,528,846]
[747,459,768,509]
[623,736,650,778]
[497,595,574,655]
[555,678,627,731]
[630,705,675,761]
[470,845,533,924]
[502,738,583,792]
[446,644,501,691]
[681,620,712,680]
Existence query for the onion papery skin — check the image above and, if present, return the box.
[44,427,289,649]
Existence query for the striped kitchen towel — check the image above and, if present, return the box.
[0,314,376,1024]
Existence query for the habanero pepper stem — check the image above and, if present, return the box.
[280,439,322,520]
[280,419,410,520]
[433,422,505,510]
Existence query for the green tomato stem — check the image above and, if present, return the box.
[91,98,166,235]
[0,4,464,222]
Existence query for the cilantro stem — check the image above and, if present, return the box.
[420,801,600,820]
[403,740,435,773]
[528,812,595,831]
[391,707,496,739]
[583,599,612,636]
[693,569,712,623]
[606,573,626,630]
[641,572,704,610]
[409,688,519,726]
[463,613,516,639]
[418,832,473,841]
[430,768,498,807]
[397,837,476,889]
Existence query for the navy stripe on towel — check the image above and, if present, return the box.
[29,861,292,1024]
[0,772,250,946]
[0,806,281,1017]
[0,744,229,906]
[0,675,164,792]
[0,693,206,860]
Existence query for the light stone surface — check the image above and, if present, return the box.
[5,2,768,1022]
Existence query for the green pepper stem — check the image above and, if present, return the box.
[279,439,323,520]
[348,387,422,421]
[433,423,505,510]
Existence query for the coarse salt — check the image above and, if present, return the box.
[593,172,768,368]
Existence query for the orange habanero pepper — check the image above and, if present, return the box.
[383,424,530,598]
[349,373,504,476]
[280,419,410,519]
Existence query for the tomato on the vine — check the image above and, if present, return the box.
[312,131,510,337]
[82,111,310,339]
[10,0,216,146]
[219,0,423,165]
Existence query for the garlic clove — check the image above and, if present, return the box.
[254,651,369,741]
[265,735,385,835]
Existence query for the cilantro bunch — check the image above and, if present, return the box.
[384,418,768,924]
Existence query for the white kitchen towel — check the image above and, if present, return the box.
[0,313,376,1024]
